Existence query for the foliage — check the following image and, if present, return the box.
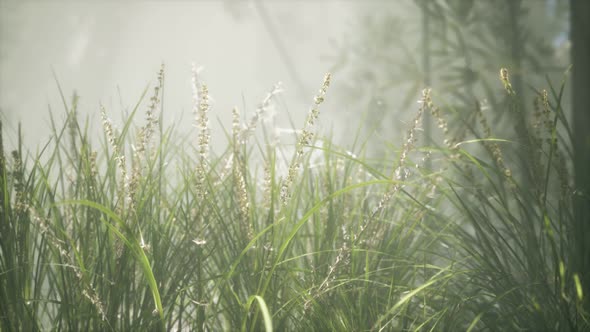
[330,0,569,157]
[0,64,587,331]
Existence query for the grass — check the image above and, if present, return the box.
[1,65,588,331]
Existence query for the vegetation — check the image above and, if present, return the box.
[1,63,588,331]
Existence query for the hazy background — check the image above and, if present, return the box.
[1,0,363,152]
[0,0,570,155]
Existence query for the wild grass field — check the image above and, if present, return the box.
[1,64,588,331]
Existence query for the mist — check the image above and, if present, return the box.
[1,1,363,153]
[3,1,589,331]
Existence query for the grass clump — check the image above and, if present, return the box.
[0,65,587,331]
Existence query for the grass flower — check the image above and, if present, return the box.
[280,73,331,205]
[1,66,586,332]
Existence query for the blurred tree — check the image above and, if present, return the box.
[570,0,590,311]
[330,0,569,161]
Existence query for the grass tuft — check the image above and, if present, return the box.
[0,65,587,331]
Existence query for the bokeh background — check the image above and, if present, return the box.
[0,0,570,155]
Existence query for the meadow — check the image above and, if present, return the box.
[1,64,587,331]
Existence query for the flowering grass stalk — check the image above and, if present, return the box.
[0,66,587,331]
